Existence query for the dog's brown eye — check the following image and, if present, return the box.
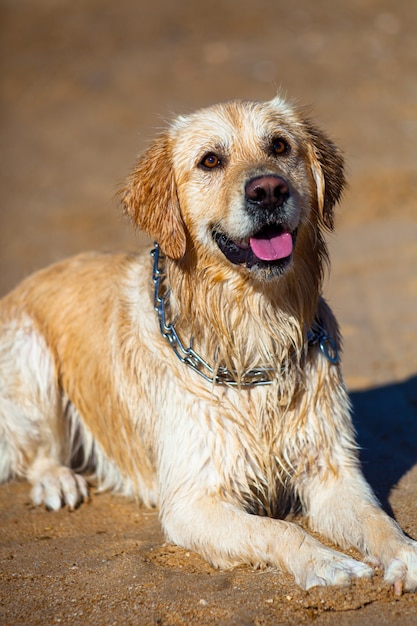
[272,139,289,156]
[201,153,221,169]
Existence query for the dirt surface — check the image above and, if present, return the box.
[1,1,417,624]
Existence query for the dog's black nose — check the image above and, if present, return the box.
[245,175,289,211]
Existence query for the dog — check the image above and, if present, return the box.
[1,97,416,592]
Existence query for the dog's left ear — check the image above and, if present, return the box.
[305,123,346,230]
[120,134,187,259]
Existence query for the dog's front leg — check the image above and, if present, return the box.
[298,320,417,592]
[159,492,373,589]
[301,461,417,593]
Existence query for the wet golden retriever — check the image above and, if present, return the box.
[1,97,416,592]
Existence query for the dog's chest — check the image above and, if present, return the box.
[195,386,294,516]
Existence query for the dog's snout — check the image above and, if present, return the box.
[245,175,289,211]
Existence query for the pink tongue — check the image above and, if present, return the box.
[249,231,293,261]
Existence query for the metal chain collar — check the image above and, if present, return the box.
[151,244,338,388]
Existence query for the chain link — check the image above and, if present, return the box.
[307,324,339,364]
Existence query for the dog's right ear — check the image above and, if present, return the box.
[120,134,187,259]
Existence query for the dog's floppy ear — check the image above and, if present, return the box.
[305,124,346,230]
[120,134,187,259]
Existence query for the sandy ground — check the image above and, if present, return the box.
[1,0,417,624]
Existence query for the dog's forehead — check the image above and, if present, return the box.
[169,98,301,158]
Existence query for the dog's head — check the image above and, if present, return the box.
[121,97,345,282]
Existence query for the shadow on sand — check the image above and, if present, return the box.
[351,374,417,512]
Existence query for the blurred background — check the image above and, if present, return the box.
[1,0,416,389]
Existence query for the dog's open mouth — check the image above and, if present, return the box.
[212,224,297,270]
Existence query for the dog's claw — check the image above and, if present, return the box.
[394,579,404,596]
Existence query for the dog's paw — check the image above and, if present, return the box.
[294,545,373,589]
[384,540,417,594]
[30,464,88,511]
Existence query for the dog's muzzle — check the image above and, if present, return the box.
[212,175,298,275]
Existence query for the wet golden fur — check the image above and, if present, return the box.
[1,97,416,591]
